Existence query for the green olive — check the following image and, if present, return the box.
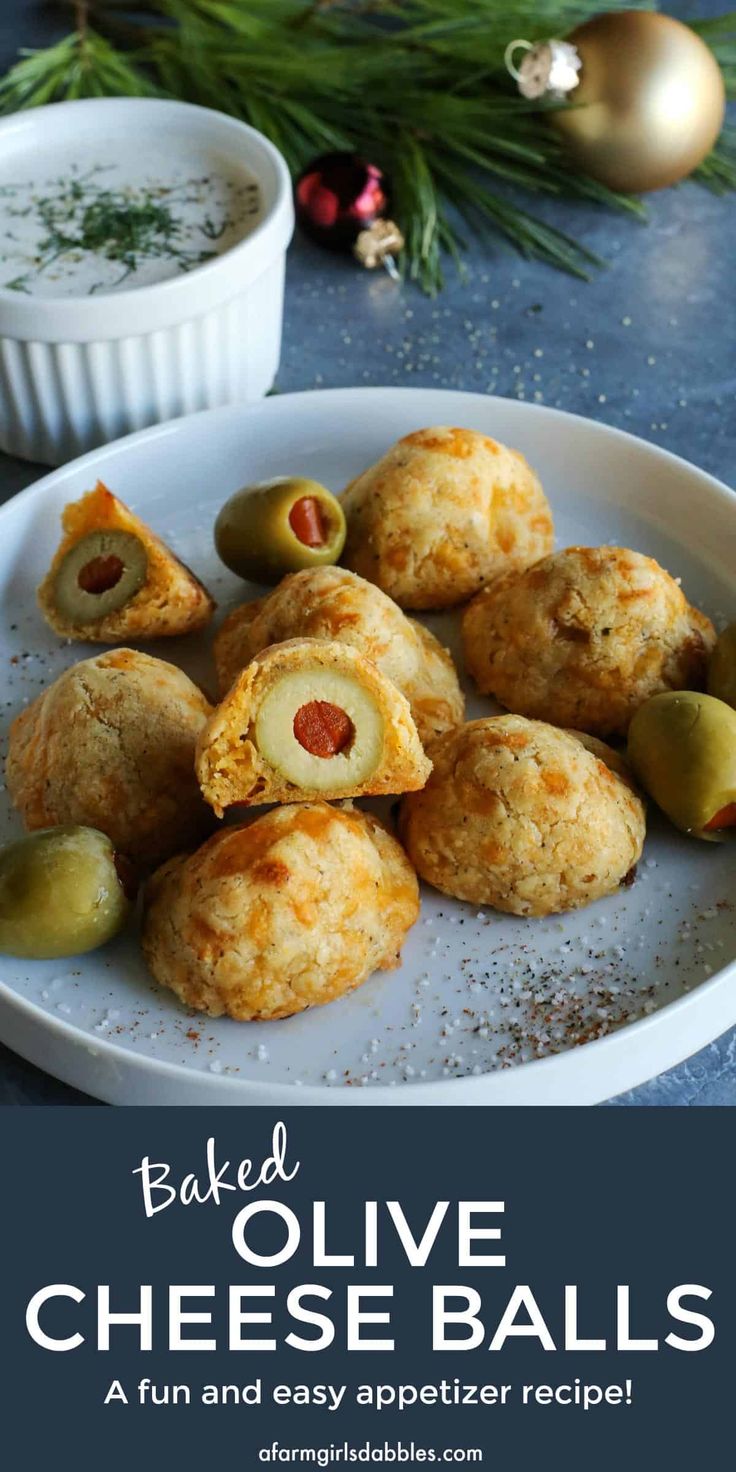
[53,529,148,624]
[214,477,346,583]
[628,691,736,841]
[708,622,736,710]
[0,826,136,959]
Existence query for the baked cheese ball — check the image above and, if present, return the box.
[213,566,464,745]
[6,650,213,868]
[197,637,431,816]
[142,802,420,1020]
[340,426,554,610]
[38,482,215,642]
[462,545,716,737]
[399,716,646,916]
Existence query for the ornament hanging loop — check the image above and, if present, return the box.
[504,37,582,100]
[504,40,534,84]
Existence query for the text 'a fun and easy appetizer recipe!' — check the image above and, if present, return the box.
[1,426,734,1049]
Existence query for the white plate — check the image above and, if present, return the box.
[0,388,734,1106]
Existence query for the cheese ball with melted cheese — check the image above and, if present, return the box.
[399,716,646,916]
[6,650,213,869]
[141,802,420,1020]
[341,426,554,610]
[463,546,715,737]
[213,565,464,745]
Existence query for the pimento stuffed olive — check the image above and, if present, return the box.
[628,691,736,839]
[214,477,346,583]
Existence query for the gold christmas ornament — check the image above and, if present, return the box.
[506,11,726,194]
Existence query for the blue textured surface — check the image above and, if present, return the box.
[0,2,734,1105]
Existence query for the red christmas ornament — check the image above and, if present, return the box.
[295,152,390,250]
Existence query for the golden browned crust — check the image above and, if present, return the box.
[340,426,554,610]
[6,650,213,868]
[141,802,420,1020]
[408,620,465,747]
[399,716,646,916]
[37,482,215,641]
[212,565,464,745]
[214,602,262,692]
[196,637,432,816]
[462,545,716,736]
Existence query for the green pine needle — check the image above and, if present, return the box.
[690,11,736,98]
[0,1,731,293]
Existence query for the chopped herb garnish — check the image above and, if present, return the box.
[0,163,257,295]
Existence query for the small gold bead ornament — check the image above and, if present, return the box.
[353,219,405,278]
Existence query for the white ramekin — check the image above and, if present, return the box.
[0,98,294,465]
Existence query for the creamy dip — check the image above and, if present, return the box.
[0,139,263,298]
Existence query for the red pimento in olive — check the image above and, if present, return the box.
[704,802,736,831]
[289,497,327,548]
[77,553,125,595]
[293,700,354,757]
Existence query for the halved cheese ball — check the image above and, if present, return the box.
[6,650,213,869]
[341,426,554,610]
[399,716,646,916]
[462,546,716,737]
[38,481,215,642]
[213,566,464,745]
[141,802,420,1020]
[196,638,431,815]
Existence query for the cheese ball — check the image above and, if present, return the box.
[341,426,554,610]
[214,566,464,745]
[38,482,215,642]
[399,717,646,916]
[197,638,431,816]
[6,650,213,869]
[142,802,420,1020]
[463,546,715,737]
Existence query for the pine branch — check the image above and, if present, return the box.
[689,10,736,98]
[694,124,736,193]
[0,27,155,109]
[0,0,731,294]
